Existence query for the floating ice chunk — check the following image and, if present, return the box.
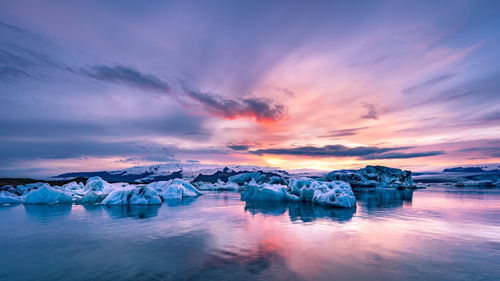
[75,191,107,204]
[0,191,24,204]
[61,181,84,190]
[13,182,51,196]
[327,165,417,189]
[146,180,173,191]
[289,178,356,208]
[242,178,356,208]
[84,177,115,195]
[455,180,497,187]
[101,187,162,205]
[229,172,268,184]
[147,179,203,199]
[242,179,299,202]
[111,182,133,189]
[197,179,241,191]
[24,186,73,204]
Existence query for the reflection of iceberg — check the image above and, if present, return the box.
[162,197,199,207]
[355,188,414,211]
[288,203,356,222]
[244,200,355,222]
[103,205,160,219]
[23,204,72,218]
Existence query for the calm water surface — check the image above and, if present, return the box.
[1,186,499,281]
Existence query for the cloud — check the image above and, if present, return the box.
[77,64,288,123]
[251,144,405,157]
[0,66,32,80]
[78,65,171,93]
[250,144,444,160]
[318,127,369,138]
[0,116,211,140]
[2,21,288,125]
[183,87,288,123]
[274,87,295,97]
[402,73,455,95]
[457,145,500,158]
[480,110,500,121]
[227,144,251,151]
[362,151,445,159]
[0,20,42,41]
[361,103,378,120]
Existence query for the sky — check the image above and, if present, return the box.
[1,0,500,176]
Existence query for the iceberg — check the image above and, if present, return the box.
[0,191,24,205]
[74,191,107,204]
[196,179,241,191]
[61,181,84,190]
[228,172,269,184]
[83,176,115,195]
[24,186,73,204]
[7,182,51,196]
[289,178,357,208]
[242,180,299,202]
[242,178,357,208]
[101,187,162,205]
[327,165,417,189]
[146,179,203,199]
[455,180,498,187]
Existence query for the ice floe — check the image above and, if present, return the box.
[455,180,499,187]
[241,179,299,202]
[101,187,162,205]
[146,179,203,199]
[0,191,24,205]
[24,186,73,204]
[289,178,357,208]
[196,179,241,191]
[83,176,115,195]
[242,177,356,208]
[327,165,417,189]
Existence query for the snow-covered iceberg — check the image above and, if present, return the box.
[242,177,357,208]
[146,179,203,199]
[327,165,417,189]
[196,179,241,191]
[101,187,162,205]
[24,185,73,204]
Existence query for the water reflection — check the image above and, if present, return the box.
[195,241,302,280]
[163,197,199,207]
[355,188,414,211]
[23,204,72,218]
[103,205,160,219]
[244,200,356,222]
[1,186,499,281]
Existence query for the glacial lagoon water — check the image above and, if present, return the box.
[1,186,499,281]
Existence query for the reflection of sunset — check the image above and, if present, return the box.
[199,189,500,278]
